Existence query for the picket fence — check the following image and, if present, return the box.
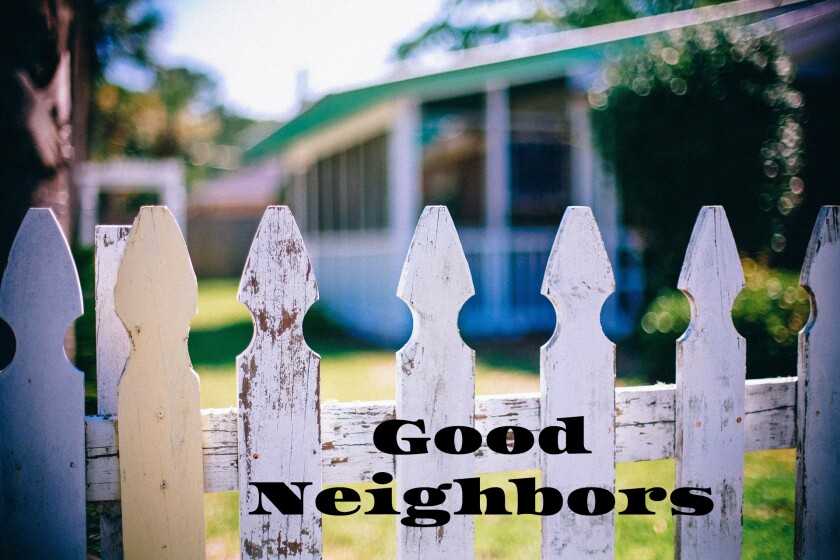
[0,204,838,559]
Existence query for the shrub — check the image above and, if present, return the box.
[638,258,808,382]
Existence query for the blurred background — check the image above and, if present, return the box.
[1,0,838,558]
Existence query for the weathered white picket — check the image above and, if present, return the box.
[94,224,131,559]
[237,207,322,558]
[540,207,615,559]
[396,207,476,559]
[1,203,838,559]
[675,207,746,559]
[795,206,840,557]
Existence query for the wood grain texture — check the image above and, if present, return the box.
[675,207,745,559]
[95,225,131,560]
[795,206,840,558]
[84,377,796,500]
[238,206,322,559]
[0,209,85,559]
[540,207,616,558]
[396,206,475,559]
[114,206,205,559]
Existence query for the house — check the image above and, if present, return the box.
[217,0,837,346]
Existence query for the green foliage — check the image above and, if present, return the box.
[154,67,217,114]
[89,2,255,185]
[89,72,254,185]
[591,22,805,290]
[638,258,808,382]
[94,0,163,72]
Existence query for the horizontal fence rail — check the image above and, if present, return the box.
[1,203,838,559]
[84,378,796,500]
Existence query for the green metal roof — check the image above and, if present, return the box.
[244,45,606,161]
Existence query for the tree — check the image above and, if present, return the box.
[590,22,804,290]
[89,68,254,188]
[396,0,716,60]
[587,22,809,381]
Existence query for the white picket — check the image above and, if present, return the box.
[237,206,322,558]
[0,208,86,558]
[95,225,131,416]
[675,206,745,559]
[540,206,616,558]
[795,205,840,558]
[95,225,131,560]
[114,206,205,558]
[396,206,475,559]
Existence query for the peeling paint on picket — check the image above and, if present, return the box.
[795,206,840,557]
[541,207,616,558]
[675,207,745,559]
[396,206,476,559]
[114,207,205,558]
[238,206,322,558]
[0,209,85,559]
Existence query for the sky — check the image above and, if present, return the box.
[141,0,447,121]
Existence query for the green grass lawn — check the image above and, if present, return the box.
[189,279,794,559]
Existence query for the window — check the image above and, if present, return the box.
[304,134,388,233]
[421,94,486,227]
[509,79,571,226]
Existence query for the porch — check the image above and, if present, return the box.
[305,225,642,346]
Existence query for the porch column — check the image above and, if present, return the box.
[568,91,623,334]
[388,98,422,335]
[484,84,511,331]
[568,94,596,208]
[485,85,510,230]
[388,98,422,253]
[293,171,307,233]
[78,182,99,246]
[161,183,187,240]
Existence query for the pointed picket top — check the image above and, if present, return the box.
[397,206,474,328]
[540,207,616,559]
[237,206,321,559]
[0,208,86,558]
[114,206,197,343]
[800,205,840,296]
[541,206,615,321]
[114,206,205,558]
[238,205,318,331]
[795,206,840,557]
[396,206,475,558]
[0,208,82,347]
[677,206,744,327]
[675,206,745,559]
